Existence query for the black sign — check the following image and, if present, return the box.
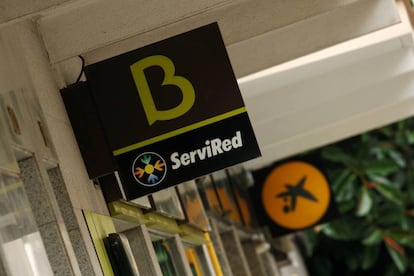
[83,23,260,199]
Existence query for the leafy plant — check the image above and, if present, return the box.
[298,119,414,275]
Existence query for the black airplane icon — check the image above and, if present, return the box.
[276,176,318,213]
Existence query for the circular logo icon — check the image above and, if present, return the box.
[262,161,330,230]
[131,152,167,187]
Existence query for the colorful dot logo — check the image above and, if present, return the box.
[132,152,167,187]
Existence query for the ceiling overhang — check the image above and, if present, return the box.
[36,0,400,78]
[241,18,414,169]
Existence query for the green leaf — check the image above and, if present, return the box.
[362,229,383,246]
[387,149,406,168]
[356,188,373,216]
[376,204,404,226]
[361,132,371,142]
[368,174,392,185]
[300,230,317,257]
[401,216,414,231]
[331,169,351,192]
[384,264,402,276]
[395,133,408,149]
[364,160,399,175]
[335,174,357,202]
[405,167,414,201]
[398,120,406,130]
[370,147,386,159]
[375,183,404,205]
[322,217,367,241]
[380,126,394,137]
[338,200,355,214]
[405,130,414,144]
[361,244,380,270]
[388,230,414,249]
[385,241,407,273]
[321,146,353,165]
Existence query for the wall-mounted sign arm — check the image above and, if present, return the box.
[61,82,116,179]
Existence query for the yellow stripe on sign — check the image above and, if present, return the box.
[113,107,247,156]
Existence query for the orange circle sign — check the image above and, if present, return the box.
[262,161,330,229]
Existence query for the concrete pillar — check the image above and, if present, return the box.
[209,219,234,276]
[166,235,193,276]
[48,168,95,276]
[123,225,163,276]
[260,252,282,276]
[242,240,267,276]
[220,227,252,276]
[19,157,78,275]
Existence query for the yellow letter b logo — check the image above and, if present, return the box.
[130,55,195,125]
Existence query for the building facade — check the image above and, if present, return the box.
[0,0,409,275]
